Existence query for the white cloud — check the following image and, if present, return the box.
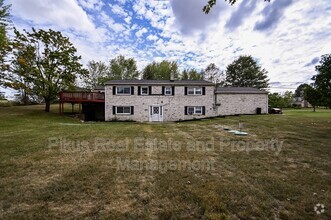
[99,11,126,32]
[8,0,96,33]
[124,15,131,24]
[135,27,147,38]
[78,0,104,11]
[109,4,127,17]
[147,34,158,41]
[116,0,127,5]
[6,0,331,93]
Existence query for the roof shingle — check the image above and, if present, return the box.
[215,87,268,94]
[105,79,215,86]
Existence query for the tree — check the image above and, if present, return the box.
[268,91,293,108]
[294,83,310,97]
[0,0,11,48]
[108,55,139,80]
[304,85,321,112]
[3,28,88,112]
[142,60,179,80]
[181,68,204,80]
[313,54,331,108]
[268,93,282,108]
[83,56,139,89]
[3,41,36,105]
[0,0,11,77]
[203,0,270,14]
[282,91,294,108]
[203,63,224,85]
[83,60,108,89]
[224,55,269,89]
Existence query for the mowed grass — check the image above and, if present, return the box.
[0,104,330,219]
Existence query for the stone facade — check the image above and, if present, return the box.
[105,85,217,122]
[104,81,269,122]
[216,93,268,115]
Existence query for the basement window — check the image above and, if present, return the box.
[186,106,204,115]
[116,106,131,114]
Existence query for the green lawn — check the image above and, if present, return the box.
[0,104,330,219]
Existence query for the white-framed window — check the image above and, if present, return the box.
[188,107,195,115]
[187,106,203,115]
[195,106,202,114]
[116,86,131,95]
[141,86,149,95]
[195,88,202,95]
[115,106,131,114]
[187,87,202,95]
[165,87,172,95]
[188,88,195,95]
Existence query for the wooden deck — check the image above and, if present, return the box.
[59,91,105,114]
[59,91,105,103]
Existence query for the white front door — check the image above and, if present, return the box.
[149,105,163,122]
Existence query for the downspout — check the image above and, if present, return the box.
[214,84,217,107]
[213,84,218,116]
[266,93,269,114]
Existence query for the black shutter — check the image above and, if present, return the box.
[202,106,206,115]
[131,86,134,95]
[131,106,134,115]
[113,106,116,115]
[202,87,206,95]
[185,87,187,95]
[113,86,116,95]
[184,106,188,115]
[162,86,165,95]
[138,86,141,95]
[172,86,175,95]
[149,86,152,95]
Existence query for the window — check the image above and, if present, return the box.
[188,107,195,115]
[116,86,131,95]
[195,106,202,114]
[195,88,202,95]
[165,87,172,95]
[116,106,131,114]
[187,87,203,95]
[188,88,195,95]
[141,86,149,95]
[186,106,205,115]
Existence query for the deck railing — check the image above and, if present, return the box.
[59,92,105,103]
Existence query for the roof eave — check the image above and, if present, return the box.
[215,91,268,94]
[105,82,215,86]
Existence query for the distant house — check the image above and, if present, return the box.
[292,96,311,108]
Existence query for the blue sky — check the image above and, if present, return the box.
[3,0,331,95]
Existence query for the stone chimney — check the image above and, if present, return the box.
[170,72,174,81]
